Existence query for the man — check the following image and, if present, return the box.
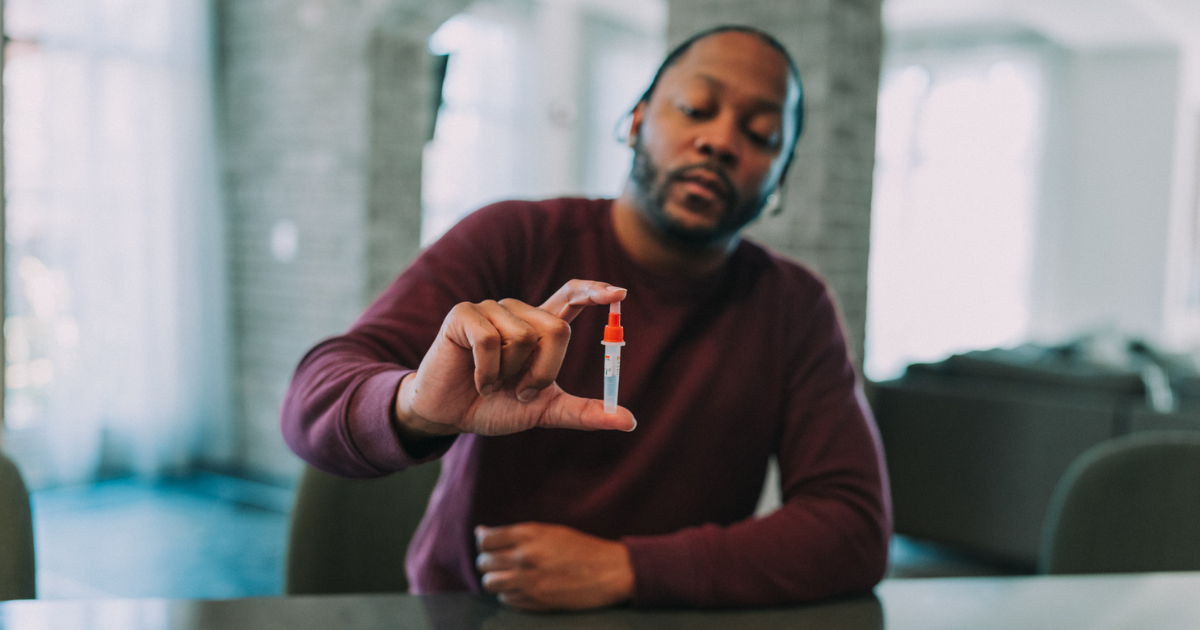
[282,25,891,610]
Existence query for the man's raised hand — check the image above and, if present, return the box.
[392,281,635,442]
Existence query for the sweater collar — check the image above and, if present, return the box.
[599,199,744,303]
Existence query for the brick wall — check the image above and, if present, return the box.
[216,0,465,481]
[667,0,883,364]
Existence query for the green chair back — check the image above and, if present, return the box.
[0,451,35,600]
[1039,431,1200,574]
[285,462,441,594]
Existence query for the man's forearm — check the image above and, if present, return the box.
[281,337,435,478]
[621,492,889,607]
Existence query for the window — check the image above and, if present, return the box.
[3,0,226,483]
[421,0,663,246]
[866,48,1045,380]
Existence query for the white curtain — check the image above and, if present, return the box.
[4,0,230,485]
[865,50,1045,381]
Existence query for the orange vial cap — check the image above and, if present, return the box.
[603,311,624,344]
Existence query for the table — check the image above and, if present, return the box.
[3,573,1199,629]
[879,572,1200,629]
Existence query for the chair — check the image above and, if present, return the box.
[285,461,441,594]
[1039,431,1200,574]
[0,450,35,600]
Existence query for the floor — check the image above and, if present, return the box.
[32,474,293,600]
[29,475,1021,600]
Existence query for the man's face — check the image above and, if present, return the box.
[627,32,799,247]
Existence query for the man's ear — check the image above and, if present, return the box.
[627,101,647,146]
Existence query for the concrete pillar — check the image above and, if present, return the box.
[667,0,883,363]
[218,0,466,481]
[366,5,466,297]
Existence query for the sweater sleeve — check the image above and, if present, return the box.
[621,287,892,607]
[280,203,527,478]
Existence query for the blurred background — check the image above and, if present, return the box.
[3,0,1200,600]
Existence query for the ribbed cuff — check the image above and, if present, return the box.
[346,369,453,471]
[622,531,706,607]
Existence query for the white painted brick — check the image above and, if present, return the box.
[670,0,882,361]
[218,0,468,480]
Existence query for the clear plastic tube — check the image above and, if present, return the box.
[602,343,622,413]
[601,301,625,414]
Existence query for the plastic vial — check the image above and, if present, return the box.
[601,302,625,414]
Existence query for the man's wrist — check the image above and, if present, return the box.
[608,541,636,605]
[393,372,460,445]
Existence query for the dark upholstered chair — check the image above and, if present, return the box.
[285,462,441,594]
[1039,431,1200,574]
[0,450,35,600]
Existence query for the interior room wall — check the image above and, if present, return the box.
[1031,48,1180,345]
[216,0,467,482]
[668,0,885,364]
[1162,44,1200,349]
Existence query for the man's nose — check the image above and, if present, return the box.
[694,117,740,168]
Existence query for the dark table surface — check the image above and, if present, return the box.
[3,572,1200,629]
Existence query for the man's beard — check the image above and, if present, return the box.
[628,135,770,248]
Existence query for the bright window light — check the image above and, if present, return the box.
[865,52,1045,381]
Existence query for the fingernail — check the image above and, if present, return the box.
[480,383,496,396]
[606,286,627,294]
[518,388,538,403]
[475,525,486,540]
[625,416,637,432]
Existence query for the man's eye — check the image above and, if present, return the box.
[748,129,782,149]
[679,104,708,118]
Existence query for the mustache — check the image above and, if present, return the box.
[665,163,737,204]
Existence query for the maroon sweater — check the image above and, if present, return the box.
[281,198,891,607]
